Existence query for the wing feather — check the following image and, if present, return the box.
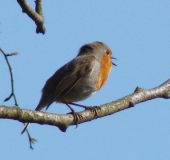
[36,55,96,111]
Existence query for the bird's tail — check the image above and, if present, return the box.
[21,123,30,134]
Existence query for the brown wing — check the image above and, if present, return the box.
[35,55,96,111]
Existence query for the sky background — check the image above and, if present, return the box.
[0,1,170,159]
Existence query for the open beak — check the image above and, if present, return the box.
[111,56,117,66]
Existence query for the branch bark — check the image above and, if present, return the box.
[0,79,170,132]
[17,0,46,34]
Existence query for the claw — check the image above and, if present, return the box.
[65,103,83,127]
[84,106,98,117]
[69,102,99,118]
[66,102,99,126]
[72,111,83,128]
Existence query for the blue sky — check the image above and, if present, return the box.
[0,1,170,159]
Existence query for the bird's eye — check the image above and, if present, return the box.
[106,50,110,55]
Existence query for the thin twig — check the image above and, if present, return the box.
[0,48,18,106]
[26,129,37,149]
[1,48,37,149]
[5,52,19,56]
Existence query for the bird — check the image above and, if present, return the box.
[21,41,116,134]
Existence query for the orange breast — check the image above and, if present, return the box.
[95,55,112,90]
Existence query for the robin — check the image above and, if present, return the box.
[21,41,116,134]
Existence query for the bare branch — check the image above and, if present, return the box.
[26,129,37,149]
[0,79,169,132]
[17,0,46,34]
[1,48,36,149]
[5,52,19,56]
[0,48,18,106]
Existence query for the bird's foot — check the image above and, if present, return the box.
[69,102,100,118]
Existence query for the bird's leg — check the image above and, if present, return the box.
[65,103,83,127]
[69,102,99,117]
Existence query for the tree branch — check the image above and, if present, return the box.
[0,48,19,106]
[1,79,169,132]
[17,0,46,34]
[1,47,36,149]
